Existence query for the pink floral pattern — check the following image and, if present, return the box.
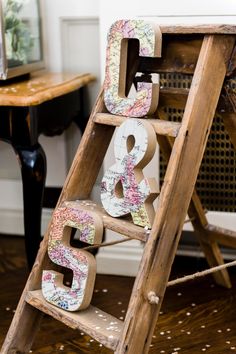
[42,203,103,311]
[101,119,159,227]
[104,19,160,117]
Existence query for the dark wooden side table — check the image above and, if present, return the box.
[0,70,95,267]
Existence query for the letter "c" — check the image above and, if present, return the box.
[104,19,162,118]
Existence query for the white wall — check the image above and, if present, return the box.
[42,0,99,72]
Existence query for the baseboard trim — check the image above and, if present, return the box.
[96,241,236,276]
[96,242,143,276]
[0,207,235,277]
[0,208,53,236]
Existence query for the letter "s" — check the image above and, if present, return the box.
[42,203,103,311]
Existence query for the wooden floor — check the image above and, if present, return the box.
[1,235,236,353]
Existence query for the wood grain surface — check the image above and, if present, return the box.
[0,71,95,106]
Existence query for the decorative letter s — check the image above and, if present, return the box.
[42,202,103,311]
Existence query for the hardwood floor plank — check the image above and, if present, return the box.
[1,235,236,353]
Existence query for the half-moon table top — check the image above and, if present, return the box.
[0,71,96,107]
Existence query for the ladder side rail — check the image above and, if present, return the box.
[116,34,235,354]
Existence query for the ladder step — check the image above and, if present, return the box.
[25,290,123,351]
[205,224,236,248]
[94,112,181,137]
[65,200,148,242]
[159,87,188,109]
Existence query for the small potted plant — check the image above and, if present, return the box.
[3,0,33,65]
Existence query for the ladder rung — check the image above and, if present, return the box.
[25,290,123,351]
[159,87,188,109]
[65,200,148,242]
[94,113,181,137]
[205,224,236,248]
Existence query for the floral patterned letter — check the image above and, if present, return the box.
[101,119,159,228]
[104,19,162,117]
[42,202,103,311]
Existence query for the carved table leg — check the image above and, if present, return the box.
[14,144,47,268]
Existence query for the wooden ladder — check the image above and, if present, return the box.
[1,24,236,354]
